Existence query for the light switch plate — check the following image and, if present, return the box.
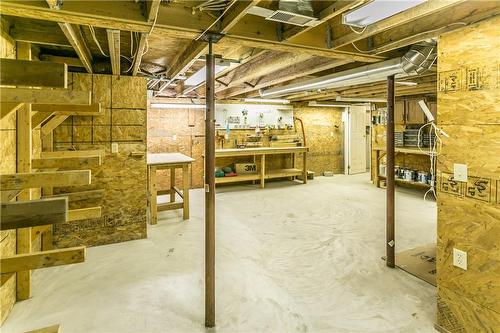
[111,142,118,154]
[454,163,467,182]
[453,248,467,270]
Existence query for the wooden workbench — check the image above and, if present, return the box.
[147,153,195,224]
[215,146,309,188]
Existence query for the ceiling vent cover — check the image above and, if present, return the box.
[266,10,316,26]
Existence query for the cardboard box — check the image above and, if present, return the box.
[235,163,257,174]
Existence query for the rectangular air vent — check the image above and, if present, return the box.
[266,10,317,27]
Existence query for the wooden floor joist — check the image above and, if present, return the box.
[0,170,91,191]
[0,87,91,105]
[1,197,67,231]
[0,58,68,88]
[67,207,102,221]
[0,246,85,274]
[32,156,102,170]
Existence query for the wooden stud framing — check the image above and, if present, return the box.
[106,29,121,75]
[0,59,68,88]
[1,88,91,105]
[131,33,147,76]
[31,112,55,129]
[41,115,69,136]
[33,103,102,115]
[0,197,68,231]
[1,247,85,274]
[1,170,92,190]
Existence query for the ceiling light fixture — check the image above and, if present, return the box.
[243,98,290,104]
[336,96,387,103]
[308,101,351,108]
[184,58,231,86]
[343,0,427,28]
[150,103,206,109]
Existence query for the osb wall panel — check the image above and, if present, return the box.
[0,28,17,325]
[436,16,500,332]
[52,74,147,247]
[147,105,345,189]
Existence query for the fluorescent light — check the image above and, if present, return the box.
[343,0,427,28]
[243,98,290,104]
[396,81,418,86]
[336,96,387,103]
[150,103,206,109]
[308,101,350,108]
[184,59,231,86]
[417,100,434,122]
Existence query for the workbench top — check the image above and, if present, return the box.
[147,153,195,166]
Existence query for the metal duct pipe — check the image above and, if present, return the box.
[260,41,437,97]
[279,0,314,17]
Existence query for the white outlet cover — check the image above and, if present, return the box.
[454,163,468,182]
[453,248,467,270]
[111,142,119,153]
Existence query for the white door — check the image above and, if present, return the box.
[348,105,367,174]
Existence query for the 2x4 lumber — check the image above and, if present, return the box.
[24,324,61,333]
[41,149,105,158]
[57,22,93,73]
[32,111,54,129]
[106,29,120,75]
[33,103,101,115]
[145,0,161,22]
[16,41,33,301]
[0,246,85,274]
[0,197,67,231]
[40,54,84,68]
[67,207,101,221]
[42,189,104,203]
[10,23,71,47]
[219,0,262,34]
[0,102,23,120]
[0,58,68,88]
[32,156,102,170]
[331,0,465,49]
[0,87,91,105]
[0,170,92,191]
[131,33,147,76]
[41,115,69,136]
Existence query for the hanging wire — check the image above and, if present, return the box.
[88,25,109,57]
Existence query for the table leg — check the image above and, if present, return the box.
[182,164,190,220]
[302,151,308,184]
[150,166,158,225]
[260,154,266,189]
[170,167,176,203]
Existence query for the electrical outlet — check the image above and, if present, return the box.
[453,248,467,270]
[454,163,468,182]
[172,134,177,141]
[111,142,119,154]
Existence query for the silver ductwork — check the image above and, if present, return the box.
[247,0,318,27]
[260,41,437,98]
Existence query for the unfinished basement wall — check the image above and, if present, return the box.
[51,73,148,247]
[436,16,500,332]
[147,103,344,189]
[0,22,17,325]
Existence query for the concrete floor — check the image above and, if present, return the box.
[3,174,437,333]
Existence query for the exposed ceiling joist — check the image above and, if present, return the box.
[39,55,84,68]
[9,23,71,47]
[57,23,93,73]
[106,29,121,75]
[131,33,147,76]
[145,0,161,22]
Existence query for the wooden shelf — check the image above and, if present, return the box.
[379,175,432,188]
[374,147,430,156]
[266,168,303,179]
[215,173,261,184]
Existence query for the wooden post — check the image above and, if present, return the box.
[182,164,189,220]
[260,154,266,189]
[16,41,33,300]
[386,75,396,268]
[204,40,216,328]
[149,166,158,225]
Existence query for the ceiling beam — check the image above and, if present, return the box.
[131,33,147,76]
[145,0,161,22]
[219,0,262,33]
[39,54,84,68]
[106,29,121,75]
[9,23,71,47]
[330,0,465,49]
[57,23,93,73]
